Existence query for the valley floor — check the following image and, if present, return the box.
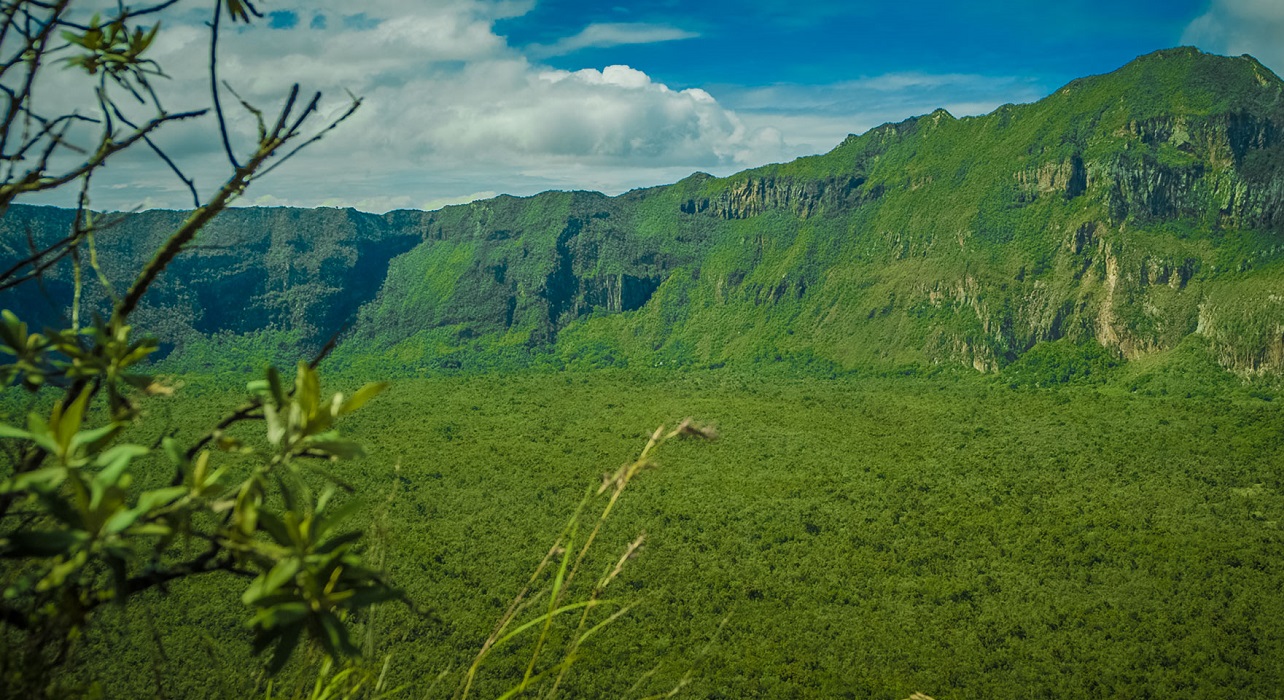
[33,371,1284,698]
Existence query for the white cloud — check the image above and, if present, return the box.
[19,0,785,213]
[528,23,699,58]
[16,1,1043,214]
[1183,0,1284,74]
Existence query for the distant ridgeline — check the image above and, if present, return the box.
[3,47,1283,377]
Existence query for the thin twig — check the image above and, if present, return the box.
[208,0,239,170]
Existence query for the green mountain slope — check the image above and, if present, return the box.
[0,205,422,358]
[340,48,1284,375]
[4,48,1283,376]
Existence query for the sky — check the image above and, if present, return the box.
[21,0,1284,212]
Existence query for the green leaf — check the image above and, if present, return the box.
[250,513,288,553]
[71,422,122,454]
[303,437,365,461]
[343,584,405,609]
[0,423,32,440]
[263,403,285,448]
[339,382,389,416]
[314,498,364,542]
[265,622,303,676]
[57,389,92,450]
[103,507,143,535]
[313,531,362,555]
[39,550,90,590]
[244,558,301,605]
[162,437,184,466]
[249,600,308,631]
[0,466,67,494]
[106,560,130,601]
[234,483,261,536]
[93,444,148,486]
[295,362,319,415]
[128,523,172,537]
[135,486,187,512]
[315,610,358,658]
[262,558,301,597]
[266,366,285,407]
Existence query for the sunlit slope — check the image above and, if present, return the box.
[4,48,1282,375]
[340,48,1284,374]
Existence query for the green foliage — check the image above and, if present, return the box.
[57,371,1284,698]
[4,50,1283,379]
[0,312,159,416]
[5,27,1284,699]
[60,13,162,88]
[1118,334,1247,398]
[0,360,398,687]
[0,1,404,695]
[1003,339,1122,388]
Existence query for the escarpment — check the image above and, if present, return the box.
[4,48,1283,376]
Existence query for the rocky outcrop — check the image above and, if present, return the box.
[1098,113,1284,228]
[1197,296,1284,375]
[0,205,422,353]
[686,174,879,220]
[1016,156,1088,201]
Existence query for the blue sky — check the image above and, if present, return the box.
[502,0,1206,87]
[33,0,1284,212]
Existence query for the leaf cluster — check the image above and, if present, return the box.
[0,359,398,679]
[60,13,163,92]
[0,0,388,692]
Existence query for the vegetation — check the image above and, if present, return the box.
[21,369,1283,698]
[0,1,428,695]
[0,7,1281,697]
[0,6,715,698]
[8,50,1283,379]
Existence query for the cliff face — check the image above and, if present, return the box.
[3,48,1283,375]
[0,206,422,353]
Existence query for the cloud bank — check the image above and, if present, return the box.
[1183,0,1284,74]
[25,0,1042,213]
[27,0,786,212]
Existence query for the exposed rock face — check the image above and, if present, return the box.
[1096,113,1284,228]
[698,175,877,220]
[1017,156,1087,200]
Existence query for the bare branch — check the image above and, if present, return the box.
[253,94,362,182]
[208,0,239,169]
[0,109,207,210]
[107,98,200,207]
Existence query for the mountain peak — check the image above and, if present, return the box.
[1051,47,1284,118]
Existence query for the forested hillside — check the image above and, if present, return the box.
[4,47,1283,377]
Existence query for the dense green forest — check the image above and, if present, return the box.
[12,368,1281,698]
[4,37,1284,699]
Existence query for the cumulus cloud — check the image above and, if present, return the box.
[405,63,764,162]
[528,23,699,57]
[20,0,1041,214]
[21,0,786,212]
[1183,0,1284,74]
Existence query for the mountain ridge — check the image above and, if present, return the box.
[3,47,1283,377]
